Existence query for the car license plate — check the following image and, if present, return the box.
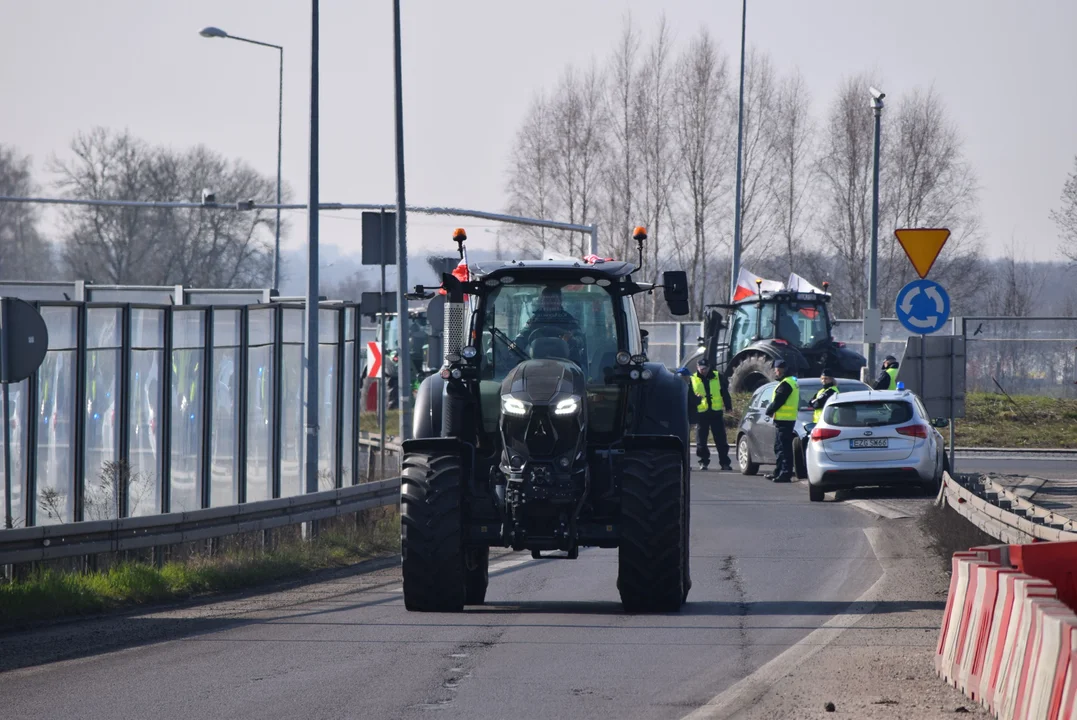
[850,438,888,449]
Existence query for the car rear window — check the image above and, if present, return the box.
[822,401,914,427]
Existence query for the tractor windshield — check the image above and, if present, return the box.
[476,280,624,438]
[774,302,830,348]
[478,282,619,384]
[728,300,830,351]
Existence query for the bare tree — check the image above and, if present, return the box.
[634,16,678,315]
[879,87,982,312]
[735,49,779,264]
[0,145,56,279]
[1052,155,1077,262]
[52,127,278,286]
[815,74,883,317]
[601,16,642,260]
[985,239,1043,317]
[504,93,561,256]
[768,69,815,276]
[549,64,608,256]
[671,29,731,315]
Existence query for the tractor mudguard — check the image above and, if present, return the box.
[400,436,474,467]
[412,373,445,439]
[632,362,690,464]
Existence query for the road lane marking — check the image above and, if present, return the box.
[680,528,887,720]
[845,499,913,519]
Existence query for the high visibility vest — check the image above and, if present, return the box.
[691,374,723,413]
[884,367,899,389]
[811,385,839,423]
[774,376,799,421]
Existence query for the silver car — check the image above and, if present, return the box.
[804,389,949,502]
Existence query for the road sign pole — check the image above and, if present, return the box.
[867,93,883,375]
[378,212,387,480]
[392,0,412,442]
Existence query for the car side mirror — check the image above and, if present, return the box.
[804,422,817,436]
[662,270,690,317]
[931,418,949,428]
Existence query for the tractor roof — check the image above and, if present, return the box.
[467,258,637,280]
[730,289,831,306]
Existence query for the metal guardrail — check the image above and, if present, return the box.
[0,477,400,565]
[941,472,1077,544]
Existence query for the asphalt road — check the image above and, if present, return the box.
[2,473,937,720]
[953,453,1076,479]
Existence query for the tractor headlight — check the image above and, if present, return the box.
[553,395,581,415]
[461,345,478,360]
[615,351,631,366]
[501,396,531,416]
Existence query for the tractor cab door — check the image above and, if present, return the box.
[749,384,777,463]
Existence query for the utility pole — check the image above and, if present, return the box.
[304,0,321,495]
[729,0,747,301]
[393,0,412,441]
[867,86,885,374]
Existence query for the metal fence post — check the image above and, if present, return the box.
[237,307,249,505]
[117,305,131,519]
[335,307,345,489]
[201,308,215,509]
[161,307,174,514]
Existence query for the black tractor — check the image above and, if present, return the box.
[400,228,693,613]
[681,288,866,394]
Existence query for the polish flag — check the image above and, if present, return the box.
[786,273,827,295]
[438,259,470,296]
[732,268,783,302]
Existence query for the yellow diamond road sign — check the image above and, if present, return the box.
[894,228,950,279]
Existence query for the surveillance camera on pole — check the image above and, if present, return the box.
[201,188,217,206]
[869,86,886,102]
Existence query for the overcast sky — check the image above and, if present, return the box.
[3,0,1075,267]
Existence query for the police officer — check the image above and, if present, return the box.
[810,369,840,423]
[691,358,732,471]
[764,359,799,482]
[874,355,900,390]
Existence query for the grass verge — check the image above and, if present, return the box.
[0,509,399,628]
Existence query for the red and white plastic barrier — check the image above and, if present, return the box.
[937,541,1077,719]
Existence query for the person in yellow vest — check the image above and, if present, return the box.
[764,358,799,482]
[873,355,900,390]
[690,358,732,471]
[809,369,840,424]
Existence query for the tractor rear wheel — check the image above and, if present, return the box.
[401,452,467,612]
[729,355,772,394]
[618,449,686,612]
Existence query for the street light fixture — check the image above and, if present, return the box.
[199,25,285,291]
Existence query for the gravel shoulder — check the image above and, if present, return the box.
[696,516,989,719]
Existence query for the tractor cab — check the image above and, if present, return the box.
[684,288,866,394]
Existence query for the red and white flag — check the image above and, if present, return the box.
[786,272,827,295]
[731,268,783,302]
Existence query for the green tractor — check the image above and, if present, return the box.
[681,287,866,394]
[400,228,694,612]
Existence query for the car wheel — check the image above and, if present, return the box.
[737,435,759,476]
[809,483,825,502]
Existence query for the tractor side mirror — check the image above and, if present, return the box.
[662,270,690,317]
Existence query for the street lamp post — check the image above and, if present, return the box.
[729,0,747,302]
[867,86,885,375]
[199,26,284,291]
